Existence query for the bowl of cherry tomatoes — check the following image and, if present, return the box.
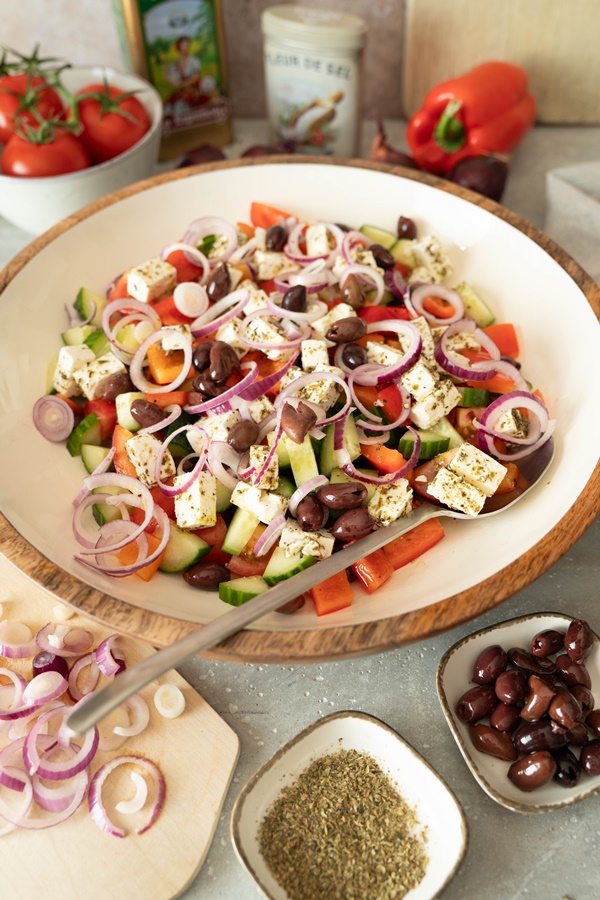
[0,61,162,235]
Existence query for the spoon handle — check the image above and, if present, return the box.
[66,504,444,735]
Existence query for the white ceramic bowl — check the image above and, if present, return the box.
[0,66,162,235]
[437,612,600,812]
[231,711,468,899]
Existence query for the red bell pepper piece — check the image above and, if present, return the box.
[482,323,520,358]
[250,202,292,230]
[309,570,354,616]
[407,62,536,174]
[358,306,412,324]
[351,548,394,594]
[376,384,406,423]
[383,519,445,570]
[360,442,407,475]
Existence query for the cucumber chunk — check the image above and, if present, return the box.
[67,413,101,457]
[398,415,462,460]
[219,576,269,606]
[215,478,233,512]
[84,328,111,357]
[159,524,211,573]
[61,325,95,346]
[285,434,319,487]
[454,282,495,327]
[390,238,416,268]
[267,430,291,467]
[222,507,260,556]
[458,387,491,407]
[359,225,397,249]
[46,354,59,394]
[73,287,107,329]
[81,444,111,474]
[116,392,145,432]
[263,546,316,586]
[276,475,295,499]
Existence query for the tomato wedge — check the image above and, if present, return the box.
[250,202,292,229]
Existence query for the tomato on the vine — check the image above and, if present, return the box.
[1,128,90,177]
[0,73,63,145]
[75,83,151,164]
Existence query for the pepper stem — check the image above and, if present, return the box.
[433,100,466,153]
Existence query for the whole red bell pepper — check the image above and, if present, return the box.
[406,61,536,174]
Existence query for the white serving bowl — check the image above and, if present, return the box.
[0,66,162,235]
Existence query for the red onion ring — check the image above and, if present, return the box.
[88,755,166,838]
[173,281,209,318]
[112,694,150,737]
[138,403,182,437]
[434,317,500,381]
[341,229,371,264]
[32,396,75,443]
[0,668,26,712]
[288,475,329,517]
[155,424,208,497]
[101,297,161,352]
[77,507,170,577]
[476,390,556,461]
[190,287,250,338]
[207,442,241,491]
[74,474,154,556]
[32,752,89,814]
[129,329,193,394]
[385,268,407,299]
[182,216,238,266]
[266,294,328,322]
[406,284,465,325]
[349,321,422,387]
[254,514,286,557]
[0,763,33,833]
[0,622,36,660]
[96,635,126,678]
[274,370,352,428]
[185,362,259,414]
[68,652,101,701]
[0,736,32,792]
[35,624,93,659]
[229,235,259,264]
[284,222,329,264]
[162,241,210,281]
[24,705,98,779]
[22,671,68,706]
[470,358,528,392]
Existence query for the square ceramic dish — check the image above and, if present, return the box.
[231,710,467,899]
[437,612,600,812]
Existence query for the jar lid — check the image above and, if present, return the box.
[262,5,367,50]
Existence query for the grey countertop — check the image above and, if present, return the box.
[1,119,599,900]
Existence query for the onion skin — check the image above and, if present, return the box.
[370,112,419,169]
[449,155,509,202]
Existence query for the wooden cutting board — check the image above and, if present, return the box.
[0,557,240,900]
[403,0,600,123]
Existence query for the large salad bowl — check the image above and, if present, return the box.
[0,158,598,662]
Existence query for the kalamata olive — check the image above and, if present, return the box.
[531,628,565,657]
[508,647,556,675]
[280,401,317,444]
[449,155,509,202]
[130,399,166,429]
[564,618,594,662]
[548,687,583,730]
[495,668,527,705]
[340,273,365,310]
[508,751,557,792]
[521,675,556,722]
[471,644,508,685]
[265,224,287,252]
[325,317,366,344]
[316,482,367,511]
[209,341,240,383]
[296,494,327,532]
[567,723,590,745]
[181,456,199,473]
[555,653,591,689]
[570,685,595,718]
[579,739,600,776]
[192,341,213,373]
[455,684,497,724]
[552,746,582,788]
[176,143,226,167]
[369,243,395,270]
[206,261,231,301]
[586,709,600,738]
[281,284,307,313]
[227,419,259,454]
[97,370,134,401]
[490,702,522,733]
[397,216,417,240]
[500,354,521,369]
[275,596,306,615]
[183,562,230,591]
[192,374,227,397]
[341,342,367,370]
[469,723,518,760]
[331,507,376,543]
[32,651,69,680]
[513,721,569,754]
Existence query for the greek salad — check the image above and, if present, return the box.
[33,202,555,617]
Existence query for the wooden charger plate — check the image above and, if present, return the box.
[0,158,598,663]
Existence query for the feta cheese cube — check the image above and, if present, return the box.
[427,467,487,516]
[244,317,288,361]
[230,482,262,514]
[401,359,440,401]
[354,248,383,274]
[279,366,305,391]
[305,223,331,258]
[72,352,127,401]
[310,303,357,341]
[239,280,270,317]
[365,341,405,368]
[444,331,481,355]
[410,377,461,429]
[301,339,330,372]
[161,324,192,353]
[226,263,243,291]
[331,254,348,281]
[231,482,288,524]
[174,471,217,530]
[52,344,96,397]
[207,233,231,260]
[200,410,242,443]
[249,444,279,490]
[411,316,436,360]
[494,409,529,440]
[297,365,343,410]
[253,250,298,281]
[408,265,436,285]
[368,479,413,527]
[215,316,247,354]
[248,396,275,423]
[279,519,335,560]
[448,443,507,496]
[410,235,453,283]
[125,432,176,487]
[127,258,177,303]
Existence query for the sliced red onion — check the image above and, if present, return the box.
[0,622,36,659]
[88,755,166,838]
[113,694,150,737]
[0,736,31,792]
[97,705,129,752]
[288,475,329,517]
[101,297,161,351]
[129,328,193,394]
[476,390,556,461]
[162,241,210,281]
[81,507,170,578]
[115,770,148,815]
[96,635,126,678]
[6,700,64,741]
[229,235,259,265]
[155,425,208,497]
[350,321,422,387]
[355,392,411,436]
[0,668,26,711]
[185,361,259,414]
[32,758,88,814]
[470,358,528,392]
[190,287,249,338]
[22,672,68,707]
[27,716,98,781]
[339,263,385,304]
[182,216,238,266]
[334,414,421,484]
[407,284,465,325]
[68,652,101,701]
[207,442,241,490]
[385,267,407,299]
[173,281,209,319]
[138,403,182,438]
[0,764,32,832]
[341,229,371,264]
[285,222,328,264]
[274,258,334,295]
[237,354,297,402]
[254,514,286,557]
[274,370,351,428]
[434,317,500,381]
[32,396,75,443]
[36,623,93,659]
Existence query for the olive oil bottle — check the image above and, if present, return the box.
[112,0,232,159]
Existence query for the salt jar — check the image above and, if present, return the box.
[261,5,367,157]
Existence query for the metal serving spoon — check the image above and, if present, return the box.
[66,441,554,735]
